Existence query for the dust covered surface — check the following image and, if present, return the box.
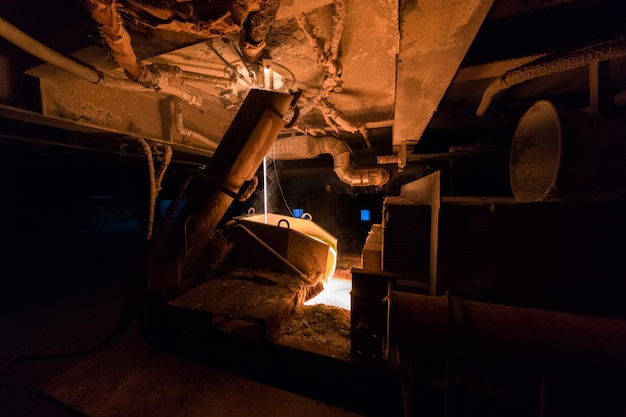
[167,266,318,340]
[273,303,351,360]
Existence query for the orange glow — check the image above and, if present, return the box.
[304,277,351,311]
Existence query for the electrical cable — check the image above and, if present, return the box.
[225,36,256,79]
[270,146,293,216]
[206,40,253,88]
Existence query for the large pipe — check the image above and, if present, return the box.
[271,135,389,187]
[0,16,102,84]
[146,89,299,293]
[82,0,204,106]
[0,14,203,106]
[476,38,626,117]
[390,292,626,372]
[82,0,153,84]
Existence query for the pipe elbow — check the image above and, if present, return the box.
[335,167,390,187]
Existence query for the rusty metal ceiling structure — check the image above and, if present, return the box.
[0,0,625,193]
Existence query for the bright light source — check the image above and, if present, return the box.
[304,277,351,311]
[360,209,371,221]
[293,208,304,218]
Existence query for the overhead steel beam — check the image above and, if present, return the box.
[393,0,494,151]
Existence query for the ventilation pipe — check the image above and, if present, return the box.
[476,38,626,116]
[271,135,389,187]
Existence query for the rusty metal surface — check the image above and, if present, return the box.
[228,216,333,284]
[393,0,494,149]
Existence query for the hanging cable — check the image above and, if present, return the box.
[139,139,172,242]
[206,40,254,88]
[270,145,293,216]
[225,36,256,79]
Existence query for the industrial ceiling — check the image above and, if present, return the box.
[0,0,625,196]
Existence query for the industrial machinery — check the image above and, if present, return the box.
[1,1,626,416]
[133,95,626,417]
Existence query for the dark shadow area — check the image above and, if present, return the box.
[0,220,144,417]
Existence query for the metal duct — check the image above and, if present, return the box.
[271,135,389,187]
[476,38,626,116]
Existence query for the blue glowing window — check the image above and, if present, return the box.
[360,209,371,222]
[293,208,304,218]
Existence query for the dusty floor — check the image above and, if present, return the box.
[0,220,397,417]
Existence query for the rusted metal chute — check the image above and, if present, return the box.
[145,88,300,296]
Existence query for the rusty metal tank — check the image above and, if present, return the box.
[226,213,338,286]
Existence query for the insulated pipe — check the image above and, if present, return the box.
[271,135,389,187]
[318,99,372,148]
[239,0,280,63]
[476,38,626,116]
[138,139,172,242]
[296,0,346,117]
[174,100,219,150]
[390,292,626,372]
[83,0,153,84]
[83,0,203,106]
[0,16,102,84]
[0,14,203,106]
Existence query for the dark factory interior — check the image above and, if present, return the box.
[1,0,626,416]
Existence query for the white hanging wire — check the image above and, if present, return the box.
[270,145,293,216]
